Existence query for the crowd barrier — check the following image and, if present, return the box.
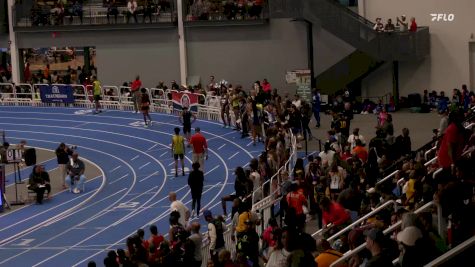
[0,82,298,267]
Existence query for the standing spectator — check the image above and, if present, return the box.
[292,94,302,109]
[262,78,271,94]
[348,128,365,150]
[438,109,449,135]
[286,182,307,228]
[65,152,86,194]
[437,110,465,182]
[28,165,51,204]
[320,197,351,235]
[352,139,368,163]
[397,15,408,32]
[188,222,203,267]
[373,17,384,32]
[395,128,412,159]
[127,0,138,23]
[190,127,208,172]
[24,63,31,83]
[169,191,190,227]
[143,0,154,23]
[312,88,321,128]
[55,143,73,189]
[180,106,197,145]
[384,18,395,32]
[364,229,393,267]
[69,0,83,24]
[43,64,50,81]
[204,210,226,264]
[106,0,119,23]
[130,75,142,113]
[188,162,204,217]
[409,17,418,32]
[172,127,186,176]
[92,76,102,114]
[236,219,259,267]
[140,88,152,126]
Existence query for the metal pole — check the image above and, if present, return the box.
[177,0,188,85]
[307,20,315,90]
[7,0,20,84]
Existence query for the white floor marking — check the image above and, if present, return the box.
[109,165,122,173]
[138,162,151,170]
[228,152,239,159]
[139,171,159,183]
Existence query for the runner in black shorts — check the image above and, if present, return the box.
[180,106,196,146]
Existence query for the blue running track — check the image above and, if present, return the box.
[0,106,263,267]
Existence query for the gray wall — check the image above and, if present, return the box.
[359,0,475,98]
[14,19,355,92]
[186,19,354,92]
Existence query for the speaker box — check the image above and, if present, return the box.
[24,148,37,166]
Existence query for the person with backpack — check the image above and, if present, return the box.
[168,211,190,247]
[203,210,226,265]
[236,219,260,267]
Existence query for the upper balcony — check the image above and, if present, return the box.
[12,0,269,32]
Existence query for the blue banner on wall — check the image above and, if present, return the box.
[39,85,75,103]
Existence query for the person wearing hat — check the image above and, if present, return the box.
[203,210,226,265]
[364,228,393,267]
[396,226,425,267]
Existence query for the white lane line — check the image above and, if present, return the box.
[72,122,90,128]
[168,161,175,166]
[109,174,128,185]
[246,141,254,146]
[159,151,168,157]
[138,162,151,170]
[205,165,219,176]
[147,143,159,151]
[228,152,239,160]
[217,144,226,150]
[139,171,159,183]
[110,165,122,173]
[130,155,139,161]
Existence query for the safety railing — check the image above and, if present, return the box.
[329,201,437,267]
[423,235,475,267]
[312,200,396,241]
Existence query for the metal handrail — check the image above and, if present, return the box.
[423,235,475,267]
[321,200,395,242]
[376,170,399,185]
[330,201,436,267]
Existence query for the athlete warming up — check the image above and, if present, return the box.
[179,106,196,146]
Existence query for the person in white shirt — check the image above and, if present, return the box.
[169,191,190,227]
[373,17,384,32]
[291,94,302,109]
[397,15,408,32]
[347,128,366,150]
[319,142,336,168]
[126,0,138,23]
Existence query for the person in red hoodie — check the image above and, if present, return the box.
[320,196,351,237]
[131,75,142,113]
[262,78,271,94]
[409,17,418,32]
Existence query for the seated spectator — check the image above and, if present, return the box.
[28,165,51,204]
[314,239,343,267]
[364,228,393,267]
[65,152,86,193]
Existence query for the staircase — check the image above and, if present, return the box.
[316,50,384,94]
[268,0,430,93]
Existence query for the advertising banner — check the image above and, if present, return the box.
[39,84,75,103]
[286,69,312,103]
[171,91,199,112]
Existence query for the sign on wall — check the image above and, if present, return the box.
[287,70,312,103]
[39,85,75,103]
